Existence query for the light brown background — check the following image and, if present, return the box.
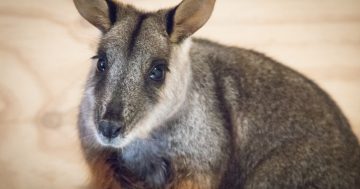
[0,0,359,188]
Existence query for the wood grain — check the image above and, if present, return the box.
[0,0,359,188]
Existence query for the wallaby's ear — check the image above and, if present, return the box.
[74,0,119,32]
[168,0,216,43]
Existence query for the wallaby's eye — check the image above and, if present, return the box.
[96,56,107,72]
[149,60,166,82]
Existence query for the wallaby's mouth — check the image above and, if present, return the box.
[96,132,124,148]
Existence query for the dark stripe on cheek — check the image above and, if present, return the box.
[128,14,148,57]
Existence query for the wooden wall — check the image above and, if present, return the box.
[0,0,359,188]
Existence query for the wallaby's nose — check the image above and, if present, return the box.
[98,120,122,139]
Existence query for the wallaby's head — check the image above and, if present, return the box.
[75,0,216,148]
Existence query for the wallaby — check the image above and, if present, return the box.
[74,0,360,188]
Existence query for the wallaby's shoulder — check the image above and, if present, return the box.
[190,37,333,95]
[189,37,359,145]
[190,37,291,76]
[189,37,311,93]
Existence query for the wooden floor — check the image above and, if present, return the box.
[0,0,359,188]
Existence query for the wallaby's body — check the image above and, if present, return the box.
[74,0,360,188]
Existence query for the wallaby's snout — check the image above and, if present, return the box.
[98,120,123,140]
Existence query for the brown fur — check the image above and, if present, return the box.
[171,180,205,189]
[89,154,122,189]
